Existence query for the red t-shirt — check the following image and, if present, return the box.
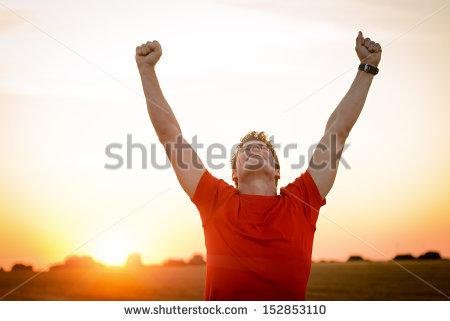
[190,170,326,301]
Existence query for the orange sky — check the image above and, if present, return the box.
[1,0,449,270]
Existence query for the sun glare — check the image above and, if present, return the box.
[90,234,137,266]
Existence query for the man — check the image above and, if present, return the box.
[135,31,381,300]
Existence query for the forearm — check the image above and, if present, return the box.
[325,70,374,135]
[139,66,182,141]
[308,32,381,199]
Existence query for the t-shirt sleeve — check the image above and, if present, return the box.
[190,169,235,226]
[281,170,326,229]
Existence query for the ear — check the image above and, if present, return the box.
[274,168,280,180]
[232,168,238,187]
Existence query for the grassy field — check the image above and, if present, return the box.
[0,261,448,300]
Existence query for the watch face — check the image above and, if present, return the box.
[359,63,378,75]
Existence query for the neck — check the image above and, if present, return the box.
[238,174,277,196]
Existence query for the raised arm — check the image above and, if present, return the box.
[136,41,205,199]
[307,31,382,199]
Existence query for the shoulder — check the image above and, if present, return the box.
[280,170,326,208]
[191,169,236,204]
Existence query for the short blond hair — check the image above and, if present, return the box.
[230,131,280,187]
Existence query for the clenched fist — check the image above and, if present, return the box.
[355,31,382,67]
[136,40,162,70]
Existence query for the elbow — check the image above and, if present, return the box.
[337,126,351,140]
[335,116,352,138]
[157,125,182,144]
[328,123,350,142]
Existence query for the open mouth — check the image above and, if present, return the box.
[244,154,265,170]
[247,154,263,160]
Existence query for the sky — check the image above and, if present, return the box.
[0,0,449,270]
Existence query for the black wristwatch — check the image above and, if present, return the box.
[358,63,379,75]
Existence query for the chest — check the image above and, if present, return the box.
[203,195,315,257]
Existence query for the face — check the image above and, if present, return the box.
[232,140,280,186]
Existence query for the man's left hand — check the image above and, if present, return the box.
[355,31,382,67]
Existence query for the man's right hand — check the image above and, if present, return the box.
[136,40,162,71]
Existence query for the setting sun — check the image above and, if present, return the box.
[90,234,137,266]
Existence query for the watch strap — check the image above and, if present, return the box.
[358,63,379,75]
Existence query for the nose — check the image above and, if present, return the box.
[247,146,265,159]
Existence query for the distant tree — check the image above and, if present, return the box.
[418,251,441,260]
[0,267,4,273]
[394,254,416,260]
[11,263,33,272]
[163,259,186,267]
[347,255,364,262]
[126,253,143,269]
[64,255,102,268]
[50,255,103,271]
[188,254,205,265]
